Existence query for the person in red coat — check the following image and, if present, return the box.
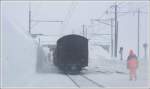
[127,50,138,80]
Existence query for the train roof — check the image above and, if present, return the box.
[57,34,88,43]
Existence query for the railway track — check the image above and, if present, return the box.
[66,74,104,88]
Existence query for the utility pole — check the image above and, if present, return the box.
[82,25,87,38]
[85,26,87,38]
[82,24,85,37]
[137,8,140,58]
[38,37,41,46]
[29,3,31,34]
[114,4,118,57]
[111,18,114,57]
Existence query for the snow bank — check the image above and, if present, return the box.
[2,18,37,87]
[88,42,148,77]
[86,43,148,87]
[88,42,111,67]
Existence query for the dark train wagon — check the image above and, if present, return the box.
[53,34,88,74]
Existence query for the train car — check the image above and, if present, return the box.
[53,34,88,74]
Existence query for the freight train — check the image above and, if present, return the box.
[53,34,88,74]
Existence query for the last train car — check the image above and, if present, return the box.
[53,34,88,74]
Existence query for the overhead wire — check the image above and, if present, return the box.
[60,1,78,36]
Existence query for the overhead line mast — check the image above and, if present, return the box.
[114,4,118,57]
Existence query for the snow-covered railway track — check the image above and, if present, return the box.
[66,74,104,88]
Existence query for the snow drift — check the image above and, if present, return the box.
[2,18,37,87]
